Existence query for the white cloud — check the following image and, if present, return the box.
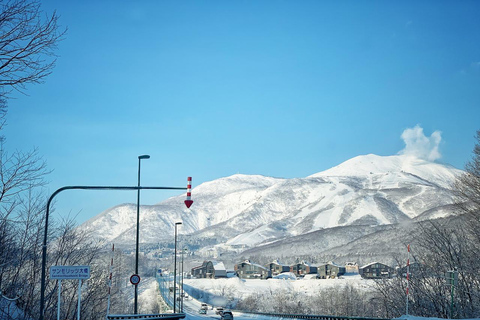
[399,125,442,161]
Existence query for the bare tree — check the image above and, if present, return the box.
[0,0,66,98]
[0,188,46,320]
[454,130,480,243]
[0,0,62,311]
[0,144,50,204]
[374,130,480,319]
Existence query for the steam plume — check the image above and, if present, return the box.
[399,125,442,161]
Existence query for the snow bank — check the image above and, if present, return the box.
[184,276,375,302]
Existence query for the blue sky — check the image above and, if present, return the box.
[5,1,480,224]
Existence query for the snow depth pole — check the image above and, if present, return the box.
[406,244,410,315]
[184,177,193,208]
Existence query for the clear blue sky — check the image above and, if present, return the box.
[5,1,480,224]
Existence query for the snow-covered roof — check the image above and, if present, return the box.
[212,261,226,271]
[271,259,286,265]
[360,261,391,269]
[241,260,268,270]
[319,261,342,267]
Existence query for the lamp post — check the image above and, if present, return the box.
[134,154,150,314]
[38,177,192,320]
[173,221,182,313]
[181,248,187,312]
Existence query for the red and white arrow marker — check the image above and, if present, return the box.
[184,176,193,208]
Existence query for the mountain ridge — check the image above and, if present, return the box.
[79,154,463,259]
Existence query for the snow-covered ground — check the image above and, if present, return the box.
[183,273,373,302]
[148,276,480,320]
[181,276,480,320]
[138,277,163,312]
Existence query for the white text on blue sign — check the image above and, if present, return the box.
[50,266,91,280]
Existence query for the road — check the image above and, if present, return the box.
[157,275,270,320]
[181,290,265,320]
[183,307,267,320]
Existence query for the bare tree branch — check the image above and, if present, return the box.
[0,0,66,98]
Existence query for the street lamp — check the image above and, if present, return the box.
[173,221,182,313]
[134,154,150,314]
[39,177,191,320]
[181,248,187,312]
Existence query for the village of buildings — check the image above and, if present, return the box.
[189,259,407,280]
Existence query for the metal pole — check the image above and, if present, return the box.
[173,223,178,313]
[406,244,410,315]
[181,248,184,312]
[57,280,61,320]
[135,155,150,314]
[450,281,454,319]
[106,244,114,317]
[39,184,187,320]
[77,279,82,320]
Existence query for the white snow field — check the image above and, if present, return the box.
[146,276,480,320]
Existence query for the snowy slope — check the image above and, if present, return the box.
[79,154,463,253]
[80,174,282,244]
[311,154,459,189]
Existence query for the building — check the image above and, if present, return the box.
[317,262,346,279]
[345,262,359,274]
[191,261,212,278]
[398,262,423,278]
[235,260,270,279]
[290,261,317,276]
[265,259,290,277]
[359,262,394,279]
[191,260,227,279]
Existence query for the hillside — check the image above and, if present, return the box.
[79,154,463,260]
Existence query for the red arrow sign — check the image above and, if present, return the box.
[184,200,193,208]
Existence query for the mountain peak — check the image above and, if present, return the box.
[310,154,461,188]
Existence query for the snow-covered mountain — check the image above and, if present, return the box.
[79,154,463,256]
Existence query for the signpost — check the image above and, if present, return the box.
[445,269,458,319]
[50,266,91,320]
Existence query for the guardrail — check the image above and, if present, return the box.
[106,313,185,320]
[241,311,390,320]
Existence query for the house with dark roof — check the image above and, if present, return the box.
[265,259,290,277]
[235,260,270,279]
[191,260,227,279]
[290,261,317,276]
[398,262,423,278]
[318,262,346,279]
[359,262,394,279]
